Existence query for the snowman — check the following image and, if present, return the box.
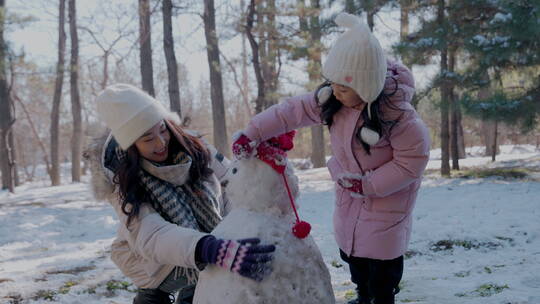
[193,132,335,304]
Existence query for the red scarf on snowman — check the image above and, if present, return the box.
[254,131,311,239]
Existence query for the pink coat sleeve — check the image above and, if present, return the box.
[362,111,431,198]
[362,60,430,197]
[244,92,322,142]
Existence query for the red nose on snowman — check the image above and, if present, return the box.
[255,131,311,239]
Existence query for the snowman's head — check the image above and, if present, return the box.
[223,156,299,214]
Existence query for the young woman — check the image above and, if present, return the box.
[232,13,430,304]
[88,84,275,304]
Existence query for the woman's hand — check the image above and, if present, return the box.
[196,235,275,282]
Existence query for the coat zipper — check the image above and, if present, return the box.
[350,113,364,174]
[348,111,365,256]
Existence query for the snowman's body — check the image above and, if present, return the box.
[193,158,335,304]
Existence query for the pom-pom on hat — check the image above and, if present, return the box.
[322,12,387,119]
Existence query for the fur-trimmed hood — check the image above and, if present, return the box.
[84,131,116,203]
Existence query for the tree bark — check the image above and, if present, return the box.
[491,121,498,162]
[246,0,281,113]
[138,0,155,96]
[50,0,66,186]
[203,0,229,157]
[13,92,51,175]
[449,48,459,170]
[162,0,181,119]
[246,0,266,114]
[400,0,410,41]
[367,10,375,32]
[399,0,417,104]
[438,0,450,176]
[478,74,499,159]
[69,0,82,182]
[0,0,15,192]
[241,0,251,117]
[264,0,279,108]
[101,50,109,89]
[305,0,325,168]
[456,105,466,158]
[482,120,498,160]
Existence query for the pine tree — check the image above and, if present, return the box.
[393,0,457,175]
[455,0,540,160]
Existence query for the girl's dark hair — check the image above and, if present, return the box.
[113,121,212,227]
[315,79,402,155]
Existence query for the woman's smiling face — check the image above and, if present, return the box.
[134,120,171,163]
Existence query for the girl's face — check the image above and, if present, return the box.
[331,83,365,110]
[134,120,170,163]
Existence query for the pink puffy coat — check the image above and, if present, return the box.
[244,60,430,260]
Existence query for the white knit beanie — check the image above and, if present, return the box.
[96,83,170,150]
[322,12,387,119]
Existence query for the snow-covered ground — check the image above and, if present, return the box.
[1,145,540,303]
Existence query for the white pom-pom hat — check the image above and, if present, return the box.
[96,83,175,150]
[322,12,387,121]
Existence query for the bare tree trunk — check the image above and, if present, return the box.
[0,0,15,192]
[478,74,499,159]
[438,0,450,176]
[450,90,460,169]
[15,132,30,182]
[13,92,51,175]
[456,106,466,158]
[10,125,19,186]
[305,0,325,168]
[240,0,251,117]
[400,0,416,109]
[365,1,382,32]
[246,0,266,114]
[50,0,66,186]
[138,0,155,96]
[203,0,229,157]
[449,49,459,170]
[400,0,410,41]
[247,0,280,113]
[491,121,498,162]
[367,11,375,32]
[68,0,82,182]
[101,50,109,89]
[264,0,279,107]
[162,0,181,119]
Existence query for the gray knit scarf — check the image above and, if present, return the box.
[138,151,222,233]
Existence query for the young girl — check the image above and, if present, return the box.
[88,84,275,304]
[232,13,430,304]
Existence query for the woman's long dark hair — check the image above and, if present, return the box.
[315,79,402,155]
[113,121,212,227]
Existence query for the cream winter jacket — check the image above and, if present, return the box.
[86,130,230,289]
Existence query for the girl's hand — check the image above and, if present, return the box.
[196,236,275,282]
[337,175,365,198]
[231,132,256,159]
